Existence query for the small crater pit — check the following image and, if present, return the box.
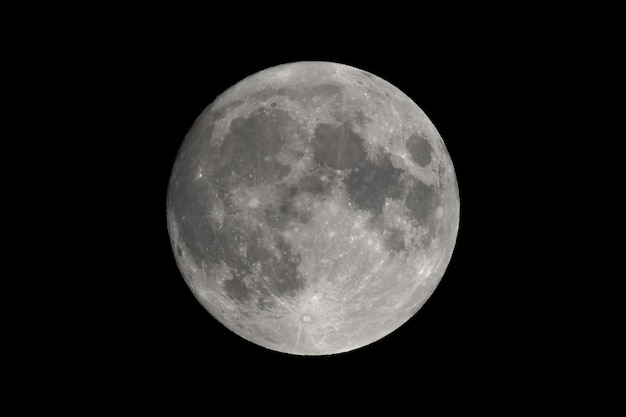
[406,133,433,167]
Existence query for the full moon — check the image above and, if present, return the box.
[166,61,459,355]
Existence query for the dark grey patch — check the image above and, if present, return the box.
[356,80,364,85]
[256,297,275,310]
[407,134,433,167]
[211,222,301,303]
[218,108,294,181]
[189,216,257,279]
[345,154,404,216]
[269,102,277,107]
[383,228,405,253]
[168,100,242,194]
[260,235,304,297]
[220,230,250,275]
[168,178,216,268]
[243,233,271,263]
[278,168,336,224]
[277,196,313,224]
[308,83,342,98]
[223,276,251,303]
[208,219,304,299]
[351,110,370,126]
[175,244,182,257]
[312,122,366,170]
[207,107,304,208]
[260,184,315,230]
[277,186,300,217]
[405,180,439,239]
[171,186,271,277]
[298,174,327,195]
[365,212,385,231]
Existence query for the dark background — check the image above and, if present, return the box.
[27,12,595,402]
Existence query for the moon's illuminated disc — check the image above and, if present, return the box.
[166,61,459,355]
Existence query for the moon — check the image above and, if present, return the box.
[166,61,459,355]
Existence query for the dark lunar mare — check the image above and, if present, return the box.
[406,133,433,167]
[345,153,405,217]
[310,120,407,220]
[171,106,310,304]
[405,180,439,245]
[212,107,297,185]
[220,226,304,303]
[309,120,417,253]
[312,122,366,170]
[383,228,406,253]
[168,107,220,269]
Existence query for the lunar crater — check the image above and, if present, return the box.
[407,133,434,167]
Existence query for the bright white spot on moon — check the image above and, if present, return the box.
[302,315,312,323]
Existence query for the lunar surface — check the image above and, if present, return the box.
[166,61,459,355]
